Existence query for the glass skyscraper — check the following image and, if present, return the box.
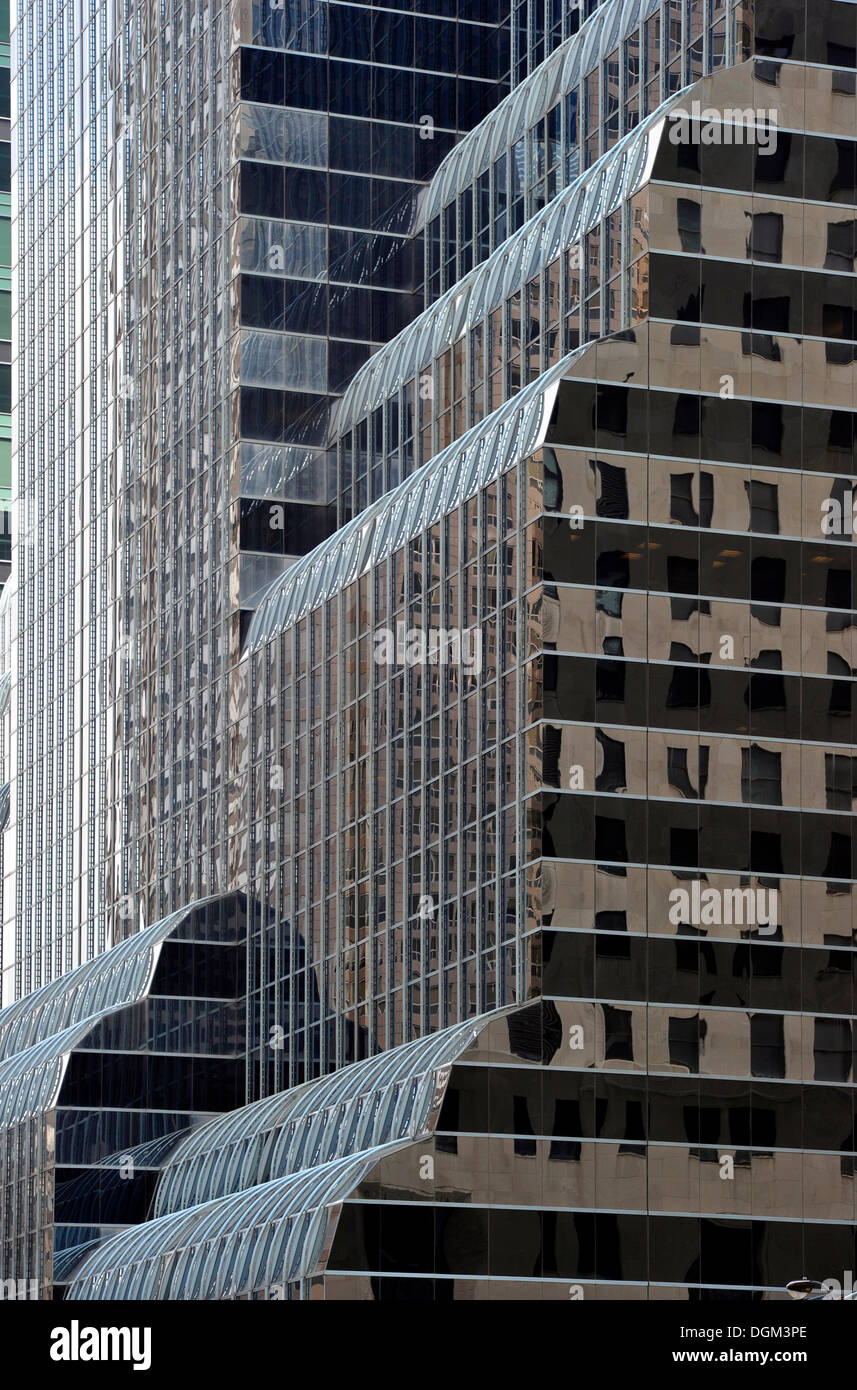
[4,0,857,1301]
[6,0,510,999]
[0,0,10,598]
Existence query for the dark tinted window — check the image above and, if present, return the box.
[240,47,285,105]
[240,162,284,219]
[241,275,285,331]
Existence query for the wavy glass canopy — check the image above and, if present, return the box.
[330,106,664,440]
[0,1010,125,1126]
[38,1132,195,1238]
[68,1008,508,1299]
[68,1148,395,1299]
[0,897,218,1063]
[52,1239,102,1284]
[420,0,662,225]
[154,1011,503,1216]
[246,343,592,650]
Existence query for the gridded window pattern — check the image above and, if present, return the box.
[423,0,755,299]
[512,0,609,87]
[68,999,857,1299]
[332,113,659,519]
[9,0,513,1004]
[7,2,857,1305]
[0,0,10,586]
[245,450,542,1098]
[322,1003,857,1298]
[334,52,857,525]
[11,0,250,998]
[231,0,514,578]
[228,5,517,787]
[11,0,136,996]
[0,896,245,1291]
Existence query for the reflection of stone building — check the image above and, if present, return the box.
[65,1006,856,1300]
[5,0,857,1300]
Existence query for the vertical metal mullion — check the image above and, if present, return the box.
[465,313,472,432]
[438,509,448,1029]
[600,214,607,333]
[396,383,403,489]
[620,15,628,138]
[430,357,439,461]
[267,642,277,1096]
[421,528,430,1039]
[366,571,376,1062]
[381,561,391,1054]
[621,201,629,330]
[455,501,464,1019]
[475,486,485,1019]
[541,265,549,376]
[246,653,257,1102]
[559,233,567,356]
[336,593,347,1077]
[402,549,412,1043]
[319,601,330,1067]
[515,450,526,1008]
[281,632,293,1093]
[661,0,668,105]
[286,635,295,1087]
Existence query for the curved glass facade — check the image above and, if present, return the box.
[421,0,748,301]
[9,0,513,1002]
[332,108,661,441]
[154,1012,500,1215]
[69,1149,396,1300]
[0,1014,119,1127]
[324,1003,857,1298]
[330,106,662,512]
[0,900,215,1062]
[511,0,613,87]
[425,0,663,222]
[238,47,857,1295]
[0,895,245,1292]
[247,350,564,650]
[68,1008,503,1298]
[6,0,857,1304]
